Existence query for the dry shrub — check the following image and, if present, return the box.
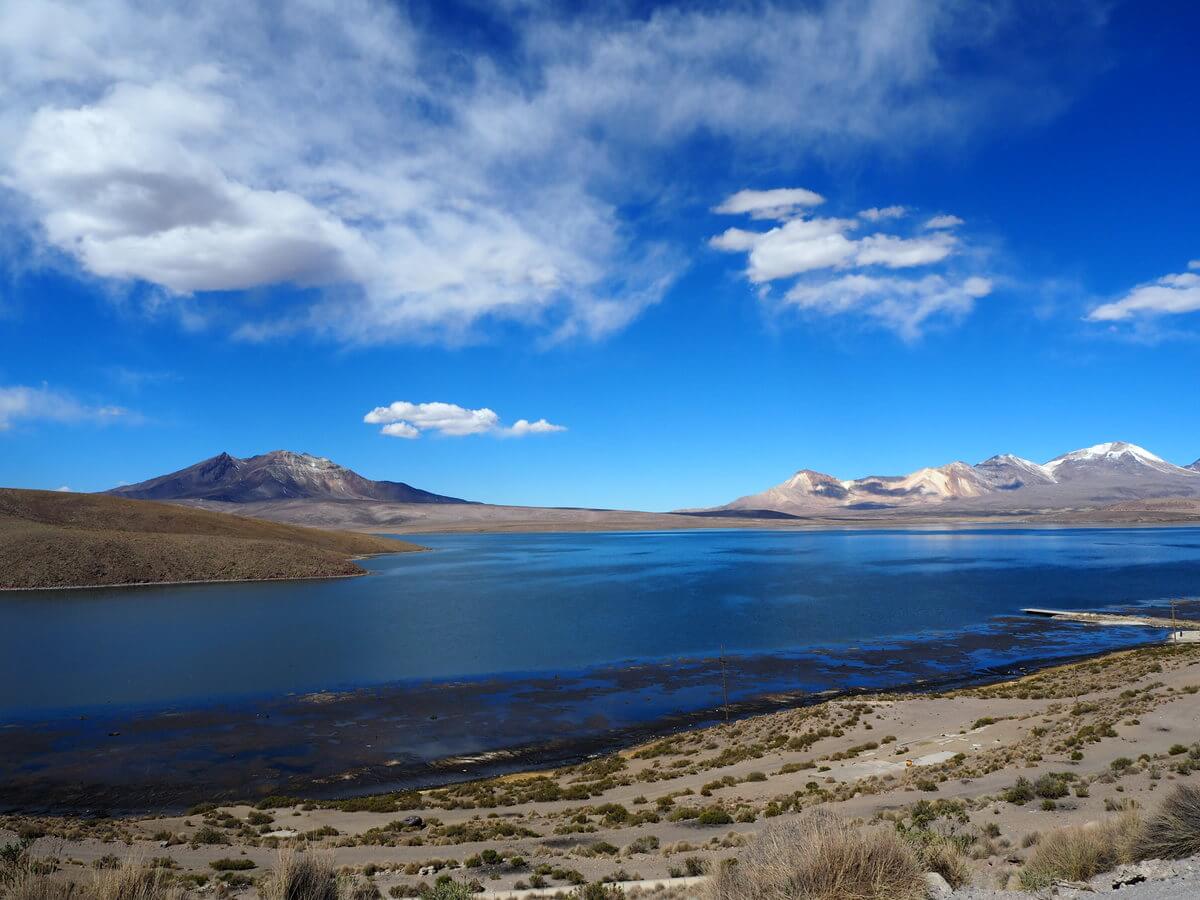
[919,840,972,889]
[2,851,179,900]
[707,810,924,900]
[3,869,78,900]
[1020,812,1140,890]
[91,861,181,900]
[260,850,338,900]
[1136,783,1200,860]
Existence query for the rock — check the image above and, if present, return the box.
[923,871,953,899]
[401,815,424,828]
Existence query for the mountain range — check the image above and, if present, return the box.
[713,442,1200,515]
[107,450,468,505]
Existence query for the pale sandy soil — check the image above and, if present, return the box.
[5,642,1200,897]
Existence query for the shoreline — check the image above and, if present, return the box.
[0,547,427,593]
[5,638,1200,897]
[0,633,1171,816]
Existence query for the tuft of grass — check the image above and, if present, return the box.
[708,810,924,900]
[1135,783,1200,860]
[259,850,338,900]
[1020,812,1140,890]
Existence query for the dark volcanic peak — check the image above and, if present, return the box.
[107,450,468,504]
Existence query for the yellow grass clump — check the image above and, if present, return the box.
[707,809,924,900]
[1136,783,1200,861]
[1020,810,1141,889]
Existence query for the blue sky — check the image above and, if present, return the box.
[1,0,1198,510]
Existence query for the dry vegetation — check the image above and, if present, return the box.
[706,810,924,900]
[7,643,1200,897]
[0,489,421,590]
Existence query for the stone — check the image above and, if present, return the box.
[923,871,953,899]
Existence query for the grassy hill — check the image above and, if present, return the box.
[0,488,422,590]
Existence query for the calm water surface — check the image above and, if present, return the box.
[3,527,1199,717]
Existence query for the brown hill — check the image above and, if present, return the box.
[0,488,422,590]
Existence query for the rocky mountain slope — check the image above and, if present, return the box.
[107,450,468,504]
[714,441,1200,515]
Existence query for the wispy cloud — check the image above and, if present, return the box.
[0,384,134,431]
[364,401,565,439]
[710,188,991,339]
[0,1,1103,345]
[1087,269,1200,323]
[858,206,907,222]
[923,214,965,230]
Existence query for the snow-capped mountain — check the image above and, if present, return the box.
[107,451,468,504]
[1045,441,1193,480]
[713,441,1200,515]
[974,454,1057,490]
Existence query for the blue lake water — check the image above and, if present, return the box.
[2,526,1198,718]
[3,526,1200,809]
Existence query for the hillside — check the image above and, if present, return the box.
[0,489,421,590]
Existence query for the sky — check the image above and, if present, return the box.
[1,0,1198,511]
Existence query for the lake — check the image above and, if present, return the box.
[2,526,1198,809]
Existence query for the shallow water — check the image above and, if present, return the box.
[1,527,1197,809]
[2,526,1198,716]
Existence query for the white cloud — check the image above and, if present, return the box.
[855,232,956,268]
[55,485,71,492]
[364,401,565,438]
[1189,260,1199,270]
[379,422,420,440]
[0,1,1100,344]
[714,188,825,220]
[858,206,906,221]
[784,274,992,341]
[711,188,989,337]
[1087,271,1200,322]
[0,384,132,430]
[924,214,965,230]
[712,216,859,282]
[507,418,568,437]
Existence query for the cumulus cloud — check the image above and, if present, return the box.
[1087,270,1200,322]
[1189,260,1199,270]
[0,0,1103,344]
[0,384,132,430]
[364,401,565,438]
[924,214,965,230]
[710,187,989,337]
[858,206,906,221]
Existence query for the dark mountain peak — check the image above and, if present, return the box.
[107,451,468,505]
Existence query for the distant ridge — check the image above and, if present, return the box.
[107,450,469,504]
[705,441,1200,515]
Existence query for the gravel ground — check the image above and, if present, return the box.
[950,857,1200,898]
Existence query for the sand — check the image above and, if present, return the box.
[5,641,1200,897]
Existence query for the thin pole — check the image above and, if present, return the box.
[720,644,730,724]
[1172,599,1178,643]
